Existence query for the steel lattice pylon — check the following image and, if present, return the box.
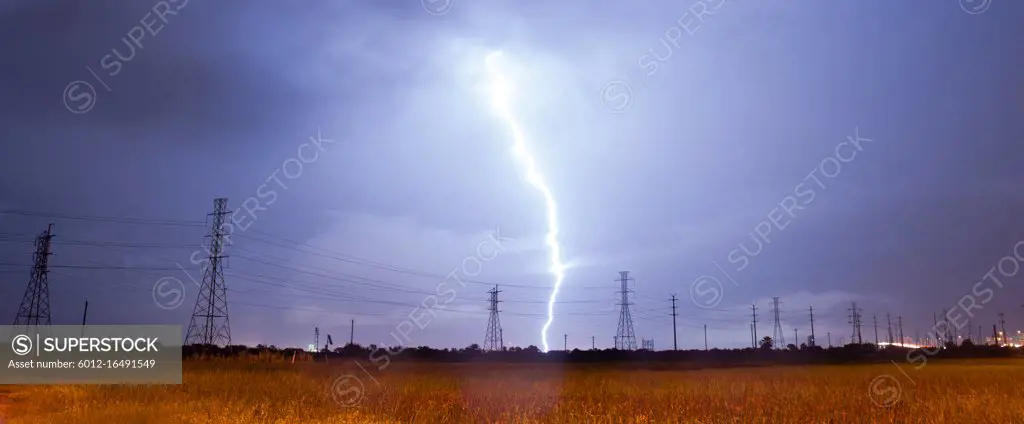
[185,198,232,346]
[484,285,503,351]
[770,297,786,348]
[14,224,55,327]
[848,302,863,345]
[615,271,636,350]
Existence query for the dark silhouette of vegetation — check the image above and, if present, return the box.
[182,341,1020,366]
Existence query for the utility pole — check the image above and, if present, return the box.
[185,198,233,346]
[614,271,637,350]
[314,327,320,352]
[750,323,754,348]
[827,332,831,348]
[14,223,55,327]
[751,304,759,348]
[898,316,904,346]
[886,313,894,345]
[873,315,879,346]
[670,294,678,351]
[794,328,798,347]
[942,309,954,344]
[81,299,89,326]
[704,324,708,351]
[485,285,503,351]
[564,334,568,351]
[809,306,816,347]
[80,298,88,337]
[350,319,355,346]
[999,313,1007,346]
[591,336,595,350]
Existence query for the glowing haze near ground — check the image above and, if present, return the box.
[483,50,566,352]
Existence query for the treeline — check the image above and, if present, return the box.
[182,340,1018,365]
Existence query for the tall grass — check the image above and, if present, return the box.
[4,359,1023,423]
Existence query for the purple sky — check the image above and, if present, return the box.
[1,0,1023,350]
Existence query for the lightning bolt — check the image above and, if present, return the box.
[484,50,565,353]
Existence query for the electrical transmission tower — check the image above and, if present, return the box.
[848,302,863,344]
[887,313,894,345]
[873,315,879,346]
[898,316,904,346]
[670,294,678,351]
[999,312,1007,346]
[614,271,637,350]
[751,304,759,348]
[484,285,503,351]
[770,297,785,347]
[641,339,654,350]
[185,198,233,346]
[13,224,55,327]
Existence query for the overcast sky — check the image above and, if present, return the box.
[1,0,1022,350]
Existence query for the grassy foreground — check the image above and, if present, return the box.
[3,359,1024,423]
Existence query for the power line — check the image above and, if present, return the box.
[0,210,206,227]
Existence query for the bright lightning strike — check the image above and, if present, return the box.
[483,50,565,353]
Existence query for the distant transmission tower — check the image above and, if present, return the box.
[185,198,233,346]
[999,312,1007,346]
[770,297,785,347]
[13,224,55,327]
[887,313,894,345]
[808,306,816,347]
[614,271,637,350]
[848,302,863,344]
[751,304,759,348]
[484,285,503,351]
[873,315,879,346]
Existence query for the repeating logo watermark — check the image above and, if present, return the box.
[960,0,992,14]
[63,0,189,114]
[689,275,725,309]
[152,276,185,310]
[422,0,455,16]
[599,0,727,114]
[599,81,633,114]
[868,374,901,408]
[330,374,365,407]
[63,81,97,114]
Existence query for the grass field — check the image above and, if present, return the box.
[3,359,1024,423]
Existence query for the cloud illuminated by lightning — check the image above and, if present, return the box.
[483,50,565,353]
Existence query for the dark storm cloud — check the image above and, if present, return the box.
[1,0,1023,350]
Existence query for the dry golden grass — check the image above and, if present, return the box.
[3,359,1024,423]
